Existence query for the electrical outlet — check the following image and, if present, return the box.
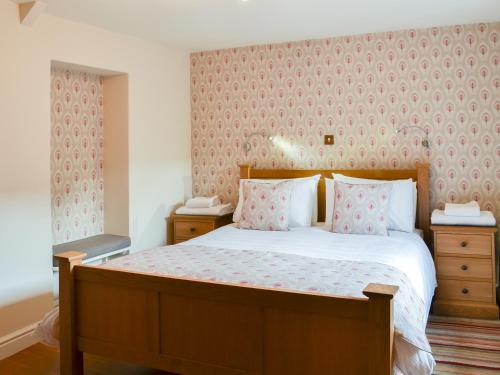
[324,135,334,145]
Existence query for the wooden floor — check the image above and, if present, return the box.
[0,344,173,375]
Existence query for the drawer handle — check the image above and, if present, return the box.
[462,288,469,294]
[460,241,468,248]
[461,264,468,271]
[189,227,196,232]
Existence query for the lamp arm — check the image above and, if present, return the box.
[245,131,267,139]
[242,131,268,155]
[396,125,429,135]
[395,125,431,149]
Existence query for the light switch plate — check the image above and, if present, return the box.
[324,135,334,145]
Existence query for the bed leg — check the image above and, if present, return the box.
[55,251,86,375]
[363,283,399,375]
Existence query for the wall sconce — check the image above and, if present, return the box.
[243,132,273,155]
[396,125,431,148]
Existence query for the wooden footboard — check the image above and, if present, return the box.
[55,252,398,375]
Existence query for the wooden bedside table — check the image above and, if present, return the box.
[168,213,233,244]
[431,225,498,319]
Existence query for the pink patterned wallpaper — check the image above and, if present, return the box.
[51,67,104,245]
[191,22,500,223]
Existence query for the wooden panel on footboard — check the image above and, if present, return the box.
[56,252,398,375]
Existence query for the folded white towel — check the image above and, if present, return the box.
[444,201,480,217]
[176,203,234,216]
[431,209,496,226]
[185,196,221,209]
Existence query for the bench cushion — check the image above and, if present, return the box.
[53,234,131,267]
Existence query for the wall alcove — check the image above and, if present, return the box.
[50,61,130,296]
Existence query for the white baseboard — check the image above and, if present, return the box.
[0,322,40,360]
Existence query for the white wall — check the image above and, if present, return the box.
[103,74,130,237]
[0,0,190,354]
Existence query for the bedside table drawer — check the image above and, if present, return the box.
[168,213,233,245]
[436,257,492,279]
[437,279,493,303]
[175,221,213,238]
[435,233,491,256]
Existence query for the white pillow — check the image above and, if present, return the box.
[233,175,321,227]
[332,173,416,233]
[325,178,335,225]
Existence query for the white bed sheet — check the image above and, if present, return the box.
[185,223,437,325]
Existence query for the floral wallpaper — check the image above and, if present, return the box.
[191,22,500,224]
[50,67,104,245]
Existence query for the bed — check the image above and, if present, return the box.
[54,163,435,375]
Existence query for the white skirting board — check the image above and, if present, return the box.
[0,322,40,360]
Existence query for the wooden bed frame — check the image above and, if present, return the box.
[55,163,430,375]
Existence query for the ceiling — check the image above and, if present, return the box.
[18,0,500,51]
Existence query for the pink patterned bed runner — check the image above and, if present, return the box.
[102,245,432,356]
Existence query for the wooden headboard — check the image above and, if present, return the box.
[240,163,430,245]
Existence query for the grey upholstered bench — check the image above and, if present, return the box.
[52,234,131,299]
[52,234,131,269]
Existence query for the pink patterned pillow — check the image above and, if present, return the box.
[239,180,293,231]
[332,181,391,236]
